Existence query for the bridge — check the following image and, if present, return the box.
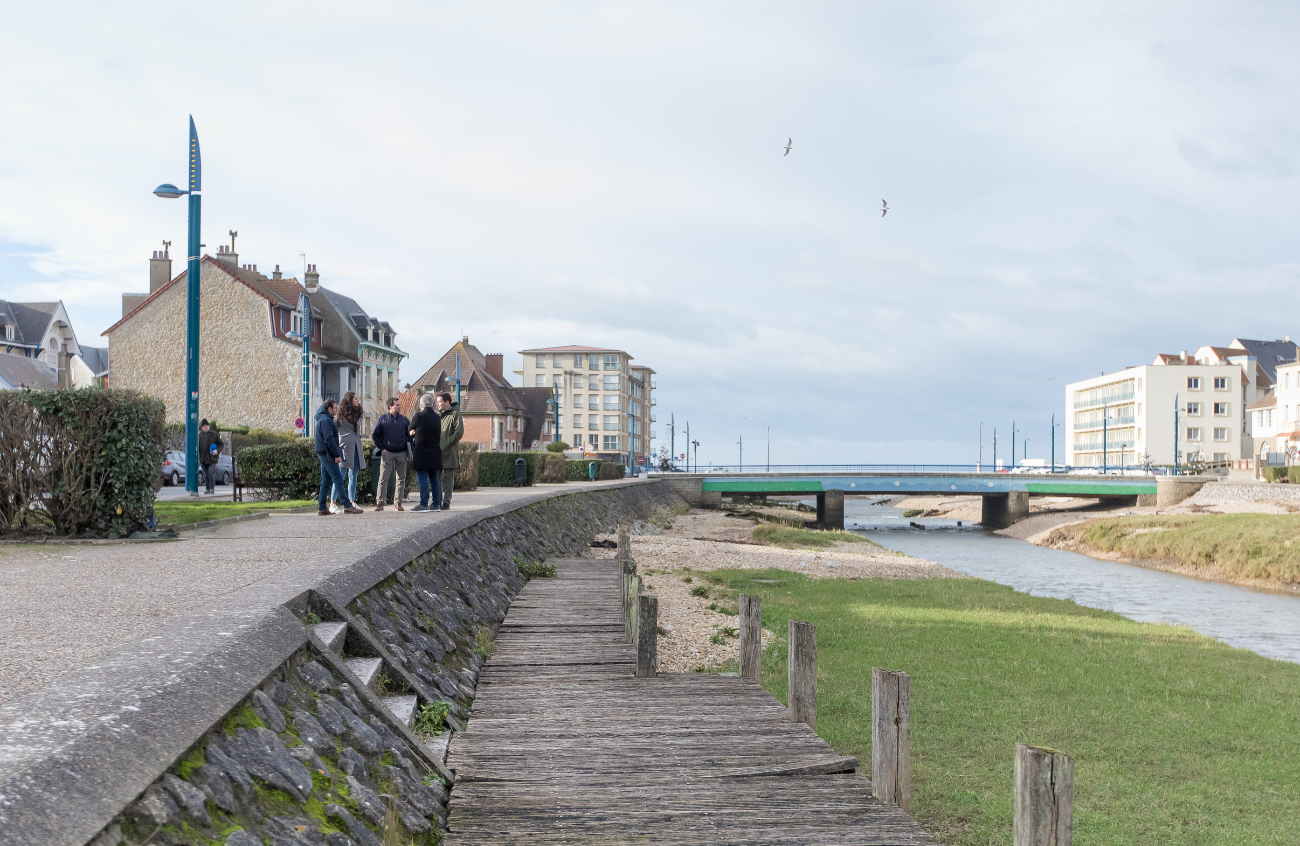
[650,466,1212,529]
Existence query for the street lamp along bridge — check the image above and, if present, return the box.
[650,467,1213,530]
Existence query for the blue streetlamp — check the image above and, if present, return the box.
[153,116,202,493]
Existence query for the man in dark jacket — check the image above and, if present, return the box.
[315,400,362,516]
[198,419,224,496]
[435,393,463,509]
[371,396,411,511]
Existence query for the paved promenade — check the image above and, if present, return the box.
[0,480,635,706]
[447,558,937,844]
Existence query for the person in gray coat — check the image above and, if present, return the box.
[333,391,367,510]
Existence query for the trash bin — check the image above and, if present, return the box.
[514,457,528,486]
[588,461,599,481]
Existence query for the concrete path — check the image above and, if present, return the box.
[0,479,636,706]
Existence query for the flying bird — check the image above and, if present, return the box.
[783,138,793,156]
[881,199,889,217]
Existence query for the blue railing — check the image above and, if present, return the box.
[652,463,1205,475]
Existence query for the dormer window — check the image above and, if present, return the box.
[3,325,12,341]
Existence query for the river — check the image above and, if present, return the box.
[841,499,1300,665]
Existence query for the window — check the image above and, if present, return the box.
[1214,377,1228,390]
[363,415,371,435]
[1214,402,1229,416]
[589,357,599,371]
[604,354,619,370]
[1137,377,1143,391]
[574,354,584,367]
[1137,428,1142,440]
[604,395,620,410]
[603,375,619,390]
[573,375,584,389]
[536,355,545,367]
[603,415,618,430]
[506,416,512,432]
[1214,427,1230,441]
[1187,427,1202,441]
[1188,377,1201,390]
[603,435,620,450]
[589,397,598,410]
[1186,402,1201,415]
[573,394,582,408]
[535,375,546,387]
[1214,452,1228,461]
[364,366,372,396]
[573,414,582,427]
[1137,403,1142,415]
[588,434,599,446]
[3,324,11,340]
[279,310,286,332]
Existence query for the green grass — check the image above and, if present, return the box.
[709,568,1300,846]
[751,522,875,549]
[1064,513,1300,585]
[152,499,316,525]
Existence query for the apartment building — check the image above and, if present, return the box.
[515,345,656,467]
[1249,355,1300,464]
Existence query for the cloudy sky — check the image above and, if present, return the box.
[2,2,1298,465]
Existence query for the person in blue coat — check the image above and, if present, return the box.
[316,399,362,516]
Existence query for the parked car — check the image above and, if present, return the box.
[160,451,234,485]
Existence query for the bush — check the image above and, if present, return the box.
[456,442,479,491]
[518,451,566,484]
[478,452,532,487]
[598,461,626,481]
[235,440,321,501]
[0,388,165,538]
[1263,466,1290,483]
[545,441,569,453]
[566,459,601,481]
[1290,467,1300,484]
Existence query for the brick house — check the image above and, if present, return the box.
[408,337,551,452]
[103,247,399,432]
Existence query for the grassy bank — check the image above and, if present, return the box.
[153,500,316,525]
[1054,513,1300,585]
[750,523,875,549]
[705,569,1300,845]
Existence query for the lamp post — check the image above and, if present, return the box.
[1011,420,1016,469]
[978,422,983,471]
[738,434,743,469]
[685,422,691,471]
[745,417,769,470]
[1024,438,1030,463]
[285,292,312,437]
[692,439,699,472]
[1051,414,1061,473]
[993,427,998,470]
[1102,402,1108,473]
[153,116,202,494]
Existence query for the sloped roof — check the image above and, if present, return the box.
[1248,390,1276,411]
[0,351,56,390]
[521,345,627,354]
[1230,338,1298,383]
[318,286,405,355]
[515,386,555,447]
[78,346,108,376]
[0,301,56,348]
[408,339,526,416]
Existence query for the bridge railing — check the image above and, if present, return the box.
[651,463,1207,476]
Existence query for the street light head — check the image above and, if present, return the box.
[153,183,185,199]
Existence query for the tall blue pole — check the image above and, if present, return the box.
[299,293,311,437]
[185,117,202,493]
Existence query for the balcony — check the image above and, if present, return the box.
[650,414,656,423]
[588,423,597,430]
[1073,390,1135,409]
[589,402,598,410]
[1074,415,1136,430]
[604,423,620,430]
[651,381,657,389]
[650,398,657,406]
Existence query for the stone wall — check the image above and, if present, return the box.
[16,482,687,846]
[1186,481,1300,505]
[106,263,302,431]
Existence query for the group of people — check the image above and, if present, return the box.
[314,391,464,516]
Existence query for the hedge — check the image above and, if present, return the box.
[238,439,482,502]
[0,388,165,538]
[1262,465,1300,483]
[562,459,626,481]
[478,452,531,487]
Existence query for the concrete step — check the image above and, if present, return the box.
[423,729,452,764]
[312,622,348,653]
[384,695,419,729]
[344,657,382,688]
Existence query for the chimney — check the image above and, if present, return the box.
[56,349,70,389]
[215,245,238,267]
[1180,350,1187,362]
[304,264,320,292]
[122,293,148,317]
[273,264,282,280]
[486,353,504,381]
[149,248,172,293]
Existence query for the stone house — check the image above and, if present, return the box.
[0,299,108,389]
[407,337,551,452]
[316,283,407,435]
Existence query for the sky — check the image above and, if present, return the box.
[2,2,1299,466]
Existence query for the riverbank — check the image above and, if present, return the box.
[707,567,1300,846]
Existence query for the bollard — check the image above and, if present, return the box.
[617,524,631,562]
[625,574,642,644]
[738,595,762,681]
[636,593,658,678]
[871,668,911,812]
[787,620,816,729]
[1014,743,1073,846]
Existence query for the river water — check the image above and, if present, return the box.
[841,499,1300,665]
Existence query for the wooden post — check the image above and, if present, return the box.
[626,575,642,644]
[871,668,911,812]
[738,595,762,680]
[1014,743,1073,846]
[787,620,816,729]
[636,593,657,678]
[617,523,630,562]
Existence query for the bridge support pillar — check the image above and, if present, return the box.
[980,491,1029,529]
[660,475,705,507]
[1156,477,1209,507]
[816,490,844,530]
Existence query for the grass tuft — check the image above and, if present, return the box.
[751,523,872,549]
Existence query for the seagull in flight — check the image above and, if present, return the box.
[881,199,889,217]
[783,138,793,156]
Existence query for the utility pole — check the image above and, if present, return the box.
[979,422,983,471]
[692,439,700,471]
[684,422,690,471]
[1024,438,1029,462]
[1103,402,1108,473]
[993,427,998,469]
[670,413,675,470]
[738,434,743,468]
[552,379,560,444]
[1174,393,1180,470]
[1051,413,1055,473]
[1011,420,1016,469]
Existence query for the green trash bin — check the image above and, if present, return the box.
[588,461,599,481]
[514,457,528,486]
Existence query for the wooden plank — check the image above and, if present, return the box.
[738,594,761,681]
[787,620,817,730]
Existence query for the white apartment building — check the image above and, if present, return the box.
[515,345,656,467]
[1250,357,1300,464]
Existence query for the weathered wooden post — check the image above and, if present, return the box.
[617,523,630,561]
[636,593,658,678]
[625,574,642,644]
[1014,743,1073,846]
[738,595,762,680]
[871,668,911,812]
[787,620,816,729]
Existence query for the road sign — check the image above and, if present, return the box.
[294,416,305,430]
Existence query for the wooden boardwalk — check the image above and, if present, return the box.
[446,559,939,844]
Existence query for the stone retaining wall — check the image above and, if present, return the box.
[0,481,687,846]
[1186,482,1300,505]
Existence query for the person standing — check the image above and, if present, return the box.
[316,399,362,516]
[372,396,411,511]
[334,392,367,510]
[436,392,463,510]
[409,393,443,512]
[198,419,224,496]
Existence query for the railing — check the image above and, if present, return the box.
[1073,391,1135,409]
[603,423,619,431]
[321,390,340,402]
[588,423,598,430]
[652,463,1208,476]
[1074,416,1135,430]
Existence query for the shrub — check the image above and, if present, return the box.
[0,388,165,538]
[235,440,321,501]
[518,451,566,484]
[163,421,185,451]
[545,441,569,453]
[478,452,532,487]
[598,461,626,481]
[566,459,601,481]
[455,442,479,491]
[1290,466,1300,484]
[516,556,557,580]
[1263,466,1290,483]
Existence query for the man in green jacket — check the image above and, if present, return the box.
[436,392,464,510]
